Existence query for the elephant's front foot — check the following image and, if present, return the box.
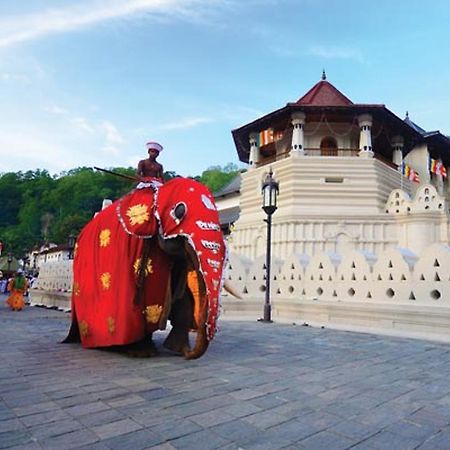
[123,337,158,358]
[163,326,190,355]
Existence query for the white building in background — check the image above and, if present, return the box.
[218,73,450,341]
[225,72,450,260]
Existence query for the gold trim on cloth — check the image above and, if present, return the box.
[126,204,150,226]
[133,257,154,277]
[73,281,81,296]
[107,316,115,334]
[74,242,79,258]
[99,229,111,247]
[79,320,89,338]
[100,272,111,290]
[143,305,162,324]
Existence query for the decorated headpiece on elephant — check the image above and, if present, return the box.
[64,177,227,359]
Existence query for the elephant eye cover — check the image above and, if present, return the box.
[169,202,187,225]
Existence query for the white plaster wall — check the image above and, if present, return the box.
[404,143,430,184]
[304,252,341,300]
[336,249,376,301]
[272,253,309,298]
[231,155,415,260]
[223,245,450,310]
[33,261,73,292]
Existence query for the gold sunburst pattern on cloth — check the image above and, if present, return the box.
[99,229,111,247]
[143,305,162,324]
[79,320,89,338]
[126,204,150,226]
[107,316,115,334]
[73,282,81,296]
[100,272,111,290]
[133,257,153,277]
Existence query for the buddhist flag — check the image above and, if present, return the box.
[274,130,284,141]
[258,128,274,147]
[429,157,447,178]
[403,164,420,183]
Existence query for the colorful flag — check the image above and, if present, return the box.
[274,130,284,141]
[429,157,448,178]
[403,164,420,183]
[258,128,274,147]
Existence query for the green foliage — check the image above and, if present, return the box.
[198,163,243,193]
[0,164,242,258]
[0,167,137,257]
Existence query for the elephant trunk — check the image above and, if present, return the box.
[183,307,209,360]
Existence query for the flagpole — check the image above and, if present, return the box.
[399,159,404,192]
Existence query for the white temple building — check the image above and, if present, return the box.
[220,73,450,341]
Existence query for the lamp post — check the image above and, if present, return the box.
[7,252,12,273]
[260,167,279,322]
[68,234,76,260]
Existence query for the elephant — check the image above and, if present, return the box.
[64,177,227,359]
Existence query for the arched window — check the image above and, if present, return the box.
[320,136,338,156]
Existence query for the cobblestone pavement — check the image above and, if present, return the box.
[2,296,450,449]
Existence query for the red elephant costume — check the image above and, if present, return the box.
[68,177,226,353]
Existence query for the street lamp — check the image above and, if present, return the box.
[260,167,279,322]
[68,234,76,260]
[7,252,12,273]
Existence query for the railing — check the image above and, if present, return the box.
[256,148,398,170]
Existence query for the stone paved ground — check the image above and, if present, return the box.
[2,295,450,449]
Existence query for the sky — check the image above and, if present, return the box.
[1,0,450,178]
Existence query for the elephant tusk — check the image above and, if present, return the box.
[223,280,242,299]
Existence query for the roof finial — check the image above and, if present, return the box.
[405,111,409,118]
[322,69,326,80]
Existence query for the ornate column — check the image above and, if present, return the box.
[249,133,259,169]
[358,114,374,158]
[391,135,404,167]
[291,112,306,157]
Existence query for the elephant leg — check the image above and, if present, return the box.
[122,335,158,358]
[62,306,81,343]
[163,289,194,355]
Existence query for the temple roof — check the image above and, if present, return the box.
[231,75,450,165]
[404,112,427,134]
[295,78,353,106]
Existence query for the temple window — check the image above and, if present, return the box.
[320,136,338,156]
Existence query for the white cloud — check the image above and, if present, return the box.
[0,72,30,84]
[100,120,125,144]
[0,128,78,174]
[71,117,95,134]
[0,0,234,48]
[158,116,213,131]
[44,104,69,115]
[307,45,364,62]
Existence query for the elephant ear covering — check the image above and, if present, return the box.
[156,178,226,340]
[69,185,170,348]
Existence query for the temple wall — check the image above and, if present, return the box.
[222,244,450,342]
[224,247,431,302]
[231,153,448,260]
[31,261,72,309]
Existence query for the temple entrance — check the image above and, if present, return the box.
[320,136,338,156]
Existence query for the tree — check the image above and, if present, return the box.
[0,163,240,256]
[199,163,242,193]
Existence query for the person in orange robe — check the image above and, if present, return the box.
[6,269,28,311]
